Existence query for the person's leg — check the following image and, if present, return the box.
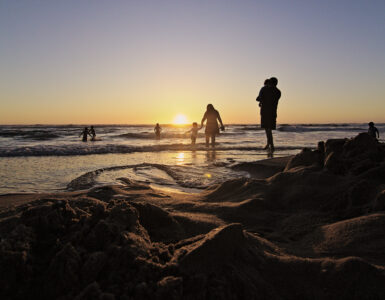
[205,135,209,147]
[211,135,216,147]
[191,137,196,145]
[266,128,274,151]
[263,129,270,149]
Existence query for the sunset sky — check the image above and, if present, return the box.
[1,0,384,124]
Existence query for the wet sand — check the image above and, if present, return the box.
[1,133,385,299]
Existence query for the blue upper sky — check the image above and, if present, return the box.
[1,0,384,124]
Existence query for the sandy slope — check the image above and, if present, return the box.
[1,133,385,299]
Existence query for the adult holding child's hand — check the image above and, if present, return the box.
[201,104,224,147]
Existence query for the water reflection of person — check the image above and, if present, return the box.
[79,127,91,142]
[201,104,225,147]
[191,150,197,161]
[154,123,162,140]
[205,149,217,162]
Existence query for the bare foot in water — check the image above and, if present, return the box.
[263,145,269,150]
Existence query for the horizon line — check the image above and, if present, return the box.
[0,122,381,126]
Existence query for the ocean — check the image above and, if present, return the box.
[0,123,383,194]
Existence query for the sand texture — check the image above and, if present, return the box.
[1,133,385,299]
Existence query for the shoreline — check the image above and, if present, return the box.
[1,134,385,299]
[0,156,293,208]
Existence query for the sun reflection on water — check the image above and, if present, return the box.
[176,152,185,165]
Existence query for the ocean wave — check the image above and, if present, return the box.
[277,125,365,132]
[0,143,305,157]
[117,131,239,139]
[0,130,61,140]
[117,132,191,139]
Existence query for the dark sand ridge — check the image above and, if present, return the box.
[1,133,385,299]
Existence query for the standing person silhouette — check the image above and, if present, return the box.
[154,123,162,139]
[89,126,96,141]
[201,104,225,147]
[256,77,281,152]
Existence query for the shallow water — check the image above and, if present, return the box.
[0,123,383,194]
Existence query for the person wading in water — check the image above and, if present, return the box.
[200,104,225,147]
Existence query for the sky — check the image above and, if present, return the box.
[1,0,384,124]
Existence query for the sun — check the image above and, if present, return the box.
[173,114,188,125]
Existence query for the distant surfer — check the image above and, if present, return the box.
[154,123,162,139]
[256,77,281,152]
[79,127,91,142]
[368,122,379,141]
[89,126,96,141]
[201,104,225,147]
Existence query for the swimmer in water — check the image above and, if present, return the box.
[89,125,96,141]
[79,127,91,142]
[154,123,162,140]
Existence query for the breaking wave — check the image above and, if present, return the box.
[0,143,304,157]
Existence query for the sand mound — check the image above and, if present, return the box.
[175,223,247,272]
[131,202,185,242]
[205,178,267,203]
[2,133,385,299]
[314,213,385,257]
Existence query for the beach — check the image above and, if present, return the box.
[1,132,385,299]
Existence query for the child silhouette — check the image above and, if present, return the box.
[186,122,202,145]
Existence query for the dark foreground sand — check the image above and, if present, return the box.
[1,133,385,299]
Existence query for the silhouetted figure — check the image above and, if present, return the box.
[154,123,162,139]
[256,77,281,152]
[201,104,224,147]
[186,122,201,145]
[89,126,96,141]
[257,79,270,108]
[79,127,91,142]
[368,122,379,140]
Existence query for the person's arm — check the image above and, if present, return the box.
[217,111,225,130]
[376,128,380,138]
[201,112,207,127]
[256,86,265,102]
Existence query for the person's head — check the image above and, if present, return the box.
[264,79,270,86]
[85,127,88,130]
[207,104,214,112]
[369,122,374,127]
[193,122,198,128]
[91,126,94,129]
[269,77,278,86]
[156,123,159,126]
